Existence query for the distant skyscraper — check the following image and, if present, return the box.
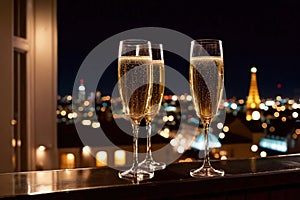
[78,79,86,103]
[246,67,261,121]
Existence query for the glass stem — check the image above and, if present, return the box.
[132,123,140,169]
[145,120,153,161]
[203,122,211,168]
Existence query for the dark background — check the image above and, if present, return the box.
[57,0,300,99]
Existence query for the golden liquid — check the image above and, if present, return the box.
[189,56,224,122]
[146,60,165,122]
[118,56,152,123]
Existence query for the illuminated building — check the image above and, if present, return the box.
[78,79,86,103]
[246,67,261,121]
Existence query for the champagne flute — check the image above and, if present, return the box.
[117,39,154,182]
[139,44,166,172]
[189,39,225,177]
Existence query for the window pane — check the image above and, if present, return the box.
[14,0,27,38]
[13,50,27,171]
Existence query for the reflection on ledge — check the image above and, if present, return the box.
[1,154,300,199]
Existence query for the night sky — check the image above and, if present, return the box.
[57,0,300,99]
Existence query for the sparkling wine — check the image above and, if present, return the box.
[146,60,165,121]
[118,56,152,122]
[189,56,224,122]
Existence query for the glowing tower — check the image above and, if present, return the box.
[78,79,86,103]
[246,67,261,121]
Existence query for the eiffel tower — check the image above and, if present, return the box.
[246,67,261,121]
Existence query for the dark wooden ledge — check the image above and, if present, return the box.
[1,154,300,199]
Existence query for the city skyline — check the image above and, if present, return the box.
[57,80,300,155]
[57,0,300,99]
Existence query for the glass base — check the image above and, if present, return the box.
[118,167,154,183]
[190,166,225,177]
[139,159,166,172]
